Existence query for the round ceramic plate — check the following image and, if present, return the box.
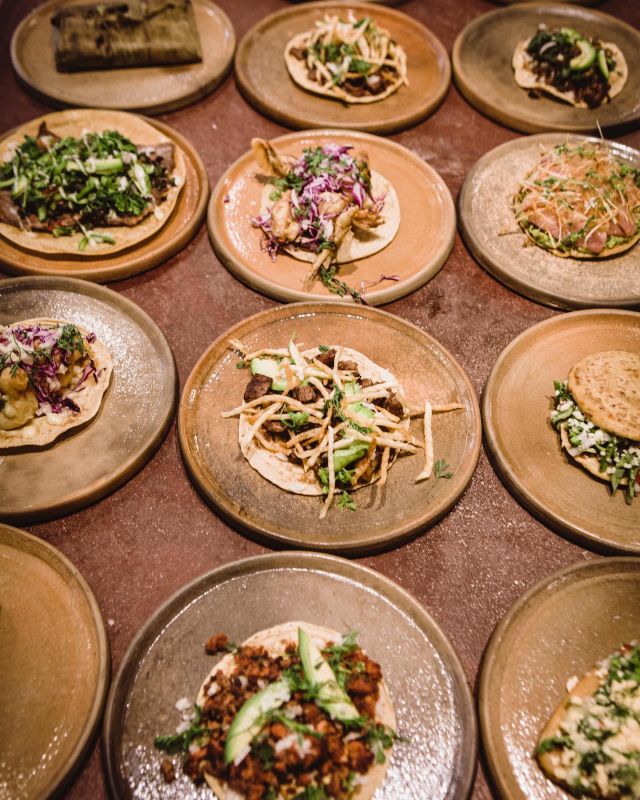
[234,2,450,134]
[479,557,640,800]
[208,130,455,305]
[103,552,477,799]
[11,0,235,115]
[179,302,481,553]
[483,309,640,554]
[0,110,209,282]
[459,133,640,309]
[452,4,640,134]
[0,276,177,522]
[0,522,109,800]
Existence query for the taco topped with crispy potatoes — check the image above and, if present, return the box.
[251,138,400,300]
[155,622,400,799]
[221,337,462,517]
[550,350,640,504]
[0,109,185,256]
[284,11,408,104]
[0,318,112,448]
[512,25,628,109]
[514,141,640,258]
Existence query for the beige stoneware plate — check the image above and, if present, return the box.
[179,303,481,553]
[234,2,450,134]
[459,133,640,309]
[0,111,208,282]
[208,130,455,305]
[103,552,477,799]
[0,522,109,800]
[479,557,640,800]
[452,4,640,134]
[0,276,177,522]
[483,309,640,554]
[10,0,235,114]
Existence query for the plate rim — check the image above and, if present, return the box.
[451,2,640,135]
[0,521,110,800]
[10,0,236,115]
[0,275,178,522]
[482,307,640,554]
[478,555,640,800]
[458,132,640,310]
[101,550,478,800]
[234,0,451,135]
[0,110,210,283]
[177,300,482,554]
[207,128,456,306]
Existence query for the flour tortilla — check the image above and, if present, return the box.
[285,31,404,104]
[568,351,640,440]
[512,38,628,108]
[197,621,396,800]
[260,171,400,265]
[0,109,186,256]
[536,664,603,792]
[239,345,408,494]
[0,318,112,449]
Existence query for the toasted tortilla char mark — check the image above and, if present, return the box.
[568,351,640,441]
[196,621,396,800]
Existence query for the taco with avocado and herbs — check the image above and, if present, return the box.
[550,350,640,504]
[0,318,112,448]
[0,109,185,256]
[221,337,462,518]
[155,621,398,799]
[512,25,628,109]
[284,10,408,105]
[513,142,640,258]
[536,642,640,799]
[250,138,400,293]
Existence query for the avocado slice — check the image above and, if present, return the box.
[560,27,581,43]
[224,678,291,765]
[250,357,287,392]
[333,440,370,472]
[570,38,596,71]
[298,628,360,722]
[597,48,610,79]
[344,381,374,427]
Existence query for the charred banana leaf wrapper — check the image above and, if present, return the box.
[51,0,203,72]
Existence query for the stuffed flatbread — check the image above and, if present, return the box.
[0,318,112,448]
[0,109,185,256]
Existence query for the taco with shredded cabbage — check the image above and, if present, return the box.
[0,109,185,256]
[285,11,408,104]
[513,141,640,258]
[0,318,112,448]
[550,350,640,503]
[513,25,627,109]
[250,138,400,299]
[155,621,399,799]
[221,337,462,518]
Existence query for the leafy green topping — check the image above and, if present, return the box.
[56,324,86,354]
[337,490,357,511]
[282,411,310,430]
[154,705,207,755]
[434,460,453,480]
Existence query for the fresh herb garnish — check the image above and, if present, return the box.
[337,491,356,511]
[434,460,453,480]
[154,705,207,755]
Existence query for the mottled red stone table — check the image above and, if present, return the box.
[1,0,639,797]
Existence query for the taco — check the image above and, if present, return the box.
[284,10,408,104]
[0,109,186,256]
[550,350,640,503]
[512,26,628,109]
[0,318,112,448]
[513,142,640,258]
[536,642,640,799]
[221,337,463,517]
[155,622,398,799]
[251,139,400,297]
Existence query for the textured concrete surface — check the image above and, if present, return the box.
[1,0,639,798]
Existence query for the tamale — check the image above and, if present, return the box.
[51,0,203,72]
